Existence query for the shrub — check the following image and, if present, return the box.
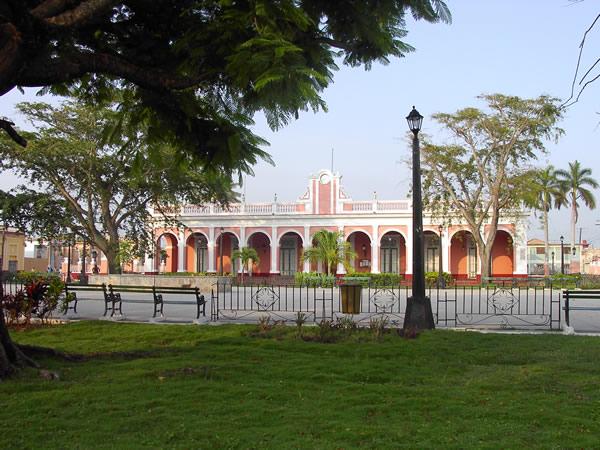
[425,271,453,287]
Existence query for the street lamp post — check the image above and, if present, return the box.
[81,240,87,285]
[219,227,224,276]
[551,251,555,275]
[560,235,565,275]
[403,106,435,331]
[437,225,445,289]
[67,239,72,283]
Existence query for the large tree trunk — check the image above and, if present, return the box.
[0,285,38,378]
[104,246,121,274]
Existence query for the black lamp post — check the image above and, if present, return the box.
[437,225,445,289]
[219,227,224,276]
[67,239,72,283]
[80,240,87,285]
[403,106,435,331]
[560,235,565,275]
[551,251,555,275]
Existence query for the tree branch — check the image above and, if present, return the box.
[18,50,206,91]
[30,0,82,20]
[0,119,26,147]
[39,0,120,28]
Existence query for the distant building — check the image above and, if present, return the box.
[527,239,584,275]
[0,228,25,272]
[151,170,527,279]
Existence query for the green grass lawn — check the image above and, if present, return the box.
[2,322,600,449]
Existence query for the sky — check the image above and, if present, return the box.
[1,1,599,244]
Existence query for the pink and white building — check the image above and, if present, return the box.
[151,170,528,280]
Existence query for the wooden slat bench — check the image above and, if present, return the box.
[562,290,600,327]
[63,283,107,314]
[105,284,206,319]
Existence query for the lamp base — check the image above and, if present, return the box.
[403,295,435,331]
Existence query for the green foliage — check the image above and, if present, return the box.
[425,271,453,287]
[232,247,260,282]
[0,100,242,273]
[302,230,356,275]
[1,277,65,325]
[294,272,335,287]
[555,160,598,247]
[421,94,564,278]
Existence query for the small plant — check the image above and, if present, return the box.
[257,315,272,334]
[336,316,357,334]
[317,319,336,343]
[294,312,307,337]
[369,316,389,340]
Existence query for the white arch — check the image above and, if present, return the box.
[448,228,475,241]
[379,229,407,244]
[278,230,304,245]
[345,229,372,243]
[246,230,272,246]
[156,231,179,246]
[186,231,209,244]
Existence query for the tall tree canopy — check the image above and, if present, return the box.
[421,94,564,279]
[524,167,563,276]
[555,160,598,258]
[1,1,450,158]
[0,100,241,273]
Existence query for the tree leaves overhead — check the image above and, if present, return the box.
[1,0,451,170]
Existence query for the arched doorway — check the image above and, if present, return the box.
[424,230,441,273]
[247,232,271,275]
[186,233,208,273]
[380,232,406,274]
[450,230,478,279]
[157,233,178,273]
[279,232,302,275]
[216,232,239,275]
[491,230,514,276]
[346,231,372,273]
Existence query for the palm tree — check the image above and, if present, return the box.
[526,167,563,276]
[555,160,598,267]
[302,230,357,275]
[232,247,259,284]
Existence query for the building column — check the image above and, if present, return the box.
[177,230,185,272]
[371,226,380,274]
[208,227,215,273]
[238,227,245,273]
[144,253,154,273]
[336,226,346,275]
[405,231,413,276]
[513,223,528,275]
[302,226,310,273]
[441,228,450,273]
[270,226,279,274]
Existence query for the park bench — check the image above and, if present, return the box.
[105,284,206,319]
[562,290,600,327]
[63,283,107,314]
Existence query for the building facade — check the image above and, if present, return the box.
[527,239,584,275]
[151,170,527,279]
[0,228,25,272]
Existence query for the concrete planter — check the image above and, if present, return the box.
[88,274,232,293]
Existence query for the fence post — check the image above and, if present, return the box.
[564,290,570,327]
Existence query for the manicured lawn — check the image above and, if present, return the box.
[2,322,600,448]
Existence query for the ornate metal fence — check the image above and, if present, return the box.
[211,282,562,330]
